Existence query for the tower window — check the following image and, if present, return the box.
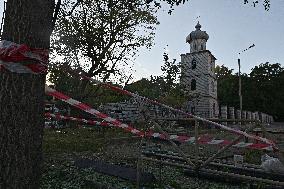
[200,44,203,50]
[191,79,196,91]
[191,59,196,69]
[212,81,214,92]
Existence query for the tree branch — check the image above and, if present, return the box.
[65,0,82,16]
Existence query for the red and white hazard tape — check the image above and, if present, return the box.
[45,85,145,137]
[45,112,115,127]
[67,70,275,147]
[146,131,273,151]
[0,40,48,74]
[0,40,275,151]
[46,113,273,151]
[45,86,274,151]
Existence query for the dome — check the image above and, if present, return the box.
[186,22,209,43]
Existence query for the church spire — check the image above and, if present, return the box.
[186,21,209,53]
[195,21,201,30]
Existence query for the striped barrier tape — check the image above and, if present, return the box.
[0,40,48,74]
[45,86,274,151]
[145,131,273,151]
[45,85,145,137]
[0,40,275,151]
[45,112,115,127]
[62,67,276,148]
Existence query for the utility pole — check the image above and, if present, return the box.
[238,58,242,121]
[238,44,255,122]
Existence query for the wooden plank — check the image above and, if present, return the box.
[74,158,155,184]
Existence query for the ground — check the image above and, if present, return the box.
[40,122,284,189]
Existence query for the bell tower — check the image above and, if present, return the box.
[180,22,218,118]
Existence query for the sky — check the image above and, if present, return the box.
[1,0,284,81]
[132,0,284,80]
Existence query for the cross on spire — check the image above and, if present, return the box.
[196,16,201,22]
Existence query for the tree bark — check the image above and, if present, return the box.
[0,0,54,188]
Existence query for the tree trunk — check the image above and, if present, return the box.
[0,0,54,188]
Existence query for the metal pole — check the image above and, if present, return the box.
[238,58,242,123]
[238,44,255,124]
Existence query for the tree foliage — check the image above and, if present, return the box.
[215,65,234,80]
[51,0,159,95]
[125,52,186,108]
[216,63,284,121]
[250,62,283,80]
[243,0,270,10]
[147,0,271,12]
[161,52,179,90]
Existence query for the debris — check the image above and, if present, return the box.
[260,154,284,174]
[233,155,244,167]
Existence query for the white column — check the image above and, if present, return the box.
[236,110,241,124]
[260,113,265,123]
[252,112,255,120]
[242,111,247,120]
[247,111,252,120]
[255,112,260,121]
[229,107,235,124]
[221,106,228,125]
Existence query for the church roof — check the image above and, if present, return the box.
[186,22,209,43]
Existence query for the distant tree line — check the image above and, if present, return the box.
[216,63,284,121]
[125,61,284,121]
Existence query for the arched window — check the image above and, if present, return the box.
[200,44,203,50]
[212,81,215,92]
[191,59,196,69]
[191,79,196,91]
[194,43,197,50]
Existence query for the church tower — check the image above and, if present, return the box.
[180,22,218,118]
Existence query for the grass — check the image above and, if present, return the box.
[41,127,252,189]
[43,127,131,154]
[41,127,138,188]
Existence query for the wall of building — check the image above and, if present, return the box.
[180,51,218,118]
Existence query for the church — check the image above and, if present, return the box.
[101,22,273,122]
[180,22,218,118]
